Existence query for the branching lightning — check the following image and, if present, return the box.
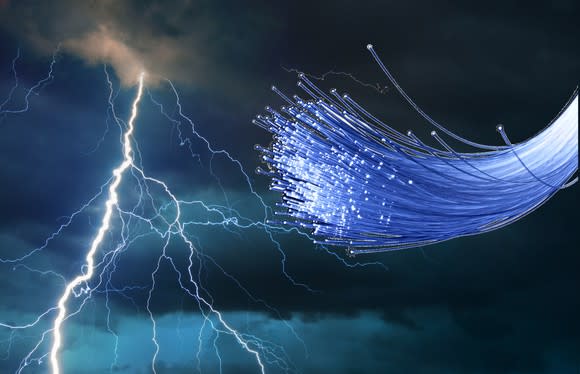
[49,72,145,374]
[0,45,59,120]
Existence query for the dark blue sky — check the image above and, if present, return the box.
[0,1,578,373]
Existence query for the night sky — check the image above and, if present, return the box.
[0,1,579,373]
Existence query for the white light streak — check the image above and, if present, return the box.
[49,72,145,374]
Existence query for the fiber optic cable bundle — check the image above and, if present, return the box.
[254,46,578,254]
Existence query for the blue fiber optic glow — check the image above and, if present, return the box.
[254,45,578,254]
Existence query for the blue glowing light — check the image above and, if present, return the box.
[254,45,578,254]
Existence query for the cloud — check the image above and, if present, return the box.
[61,309,563,373]
[0,1,186,87]
[0,0,280,89]
[63,26,146,87]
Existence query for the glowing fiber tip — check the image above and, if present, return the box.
[254,50,578,254]
[49,72,145,374]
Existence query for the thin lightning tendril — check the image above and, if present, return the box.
[0,45,60,120]
[281,65,389,95]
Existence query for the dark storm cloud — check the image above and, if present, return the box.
[2,0,576,131]
[0,0,283,88]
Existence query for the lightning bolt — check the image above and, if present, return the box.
[0,52,294,373]
[49,72,144,374]
[44,72,269,373]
